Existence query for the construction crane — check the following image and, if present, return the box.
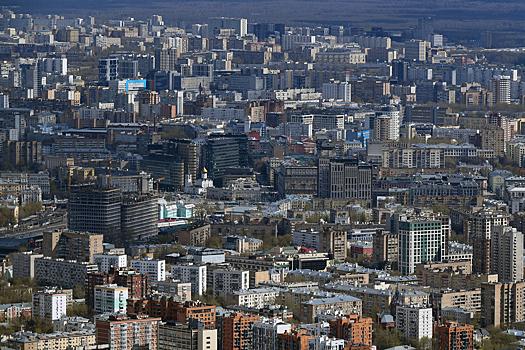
[153,177,165,193]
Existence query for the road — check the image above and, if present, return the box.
[0,218,67,239]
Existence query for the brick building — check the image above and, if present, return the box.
[437,322,474,350]
[329,315,373,346]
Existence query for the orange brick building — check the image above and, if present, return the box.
[329,315,373,346]
[277,329,314,350]
[222,313,260,350]
[127,298,216,328]
[437,322,474,350]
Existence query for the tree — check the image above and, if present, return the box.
[205,236,224,249]
[445,156,457,169]
[66,303,90,318]
[373,327,404,350]
[73,284,85,299]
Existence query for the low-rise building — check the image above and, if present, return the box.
[300,295,362,324]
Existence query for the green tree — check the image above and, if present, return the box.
[73,284,85,299]
[66,303,90,318]
[205,236,224,249]
[445,156,457,168]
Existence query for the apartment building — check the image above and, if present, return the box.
[300,295,362,323]
[212,269,249,297]
[32,289,67,321]
[43,229,104,263]
[226,288,282,309]
[158,320,217,350]
[95,314,161,350]
[171,264,207,295]
[130,257,166,282]
[329,314,373,346]
[7,330,96,350]
[94,284,128,314]
[93,253,128,272]
[396,305,433,340]
[253,317,292,350]
[12,252,44,279]
[437,322,474,350]
[156,280,192,302]
[221,312,260,350]
[34,257,98,289]
[481,281,525,328]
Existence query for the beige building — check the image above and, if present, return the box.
[481,281,525,328]
[226,287,282,309]
[372,229,398,264]
[433,289,481,313]
[416,262,498,289]
[7,330,96,350]
[300,295,362,323]
[43,229,103,263]
[158,321,217,350]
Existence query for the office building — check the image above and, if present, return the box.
[171,264,207,295]
[12,252,44,279]
[121,194,159,241]
[437,322,474,350]
[94,284,128,314]
[93,253,128,272]
[481,281,525,328]
[68,185,122,237]
[329,314,373,346]
[159,320,217,350]
[396,305,432,340]
[43,229,103,263]
[130,257,166,282]
[491,226,523,282]
[278,162,318,198]
[32,289,67,321]
[317,157,372,200]
[405,40,426,61]
[34,258,98,289]
[95,314,161,350]
[212,269,249,298]
[202,134,248,187]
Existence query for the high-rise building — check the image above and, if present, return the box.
[93,253,128,272]
[171,264,207,295]
[380,105,401,140]
[373,229,398,265]
[34,258,98,289]
[208,17,247,37]
[405,40,427,62]
[397,214,444,275]
[221,312,260,350]
[319,229,347,262]
[94,284,128,314]
[121,194,159,241]
[490,75,511,104]
[212,269,249,297]
[468,209,510,274]
[317,157,372,200]
[396,305,432,340]
[329,314,373,346]
[491,226,524,282]
[163,139,198,184]
[202,134,249,187]
[253,318,292,350]
[3,141,42,166]
[130,257,166,282]
[373,115,392,141]
[437,322,474,350]
[159,320,218,350]
[322,82,351,102]
[12,252,44,279]
[95,314,161,350]
[155,48,180,71]
[43,229,103,263]
[68,185,122,237]
[481,281,525,328]
[85,267,151,312]
[32,289,67,321]
[277,329,313,350]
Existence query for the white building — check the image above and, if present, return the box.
[308,335,346,350]
[156,280,191,302]
[228,288,282,309]
[32,289,67,321]
[491,225,524,282]
[253,318,292,350]
[379,105,401,140]
[278,123,313,140]
[293,230,320,250]
[281,34,316,51]
[94,284,128,315]
[130,257,165,282]
[93,253,128,272]
[207,17,247,37]
[322,82,351,102]
[171,264,207,295]
[396,304,433,340]
[212,269,249,297]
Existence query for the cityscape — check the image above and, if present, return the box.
[1,6,525,350]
